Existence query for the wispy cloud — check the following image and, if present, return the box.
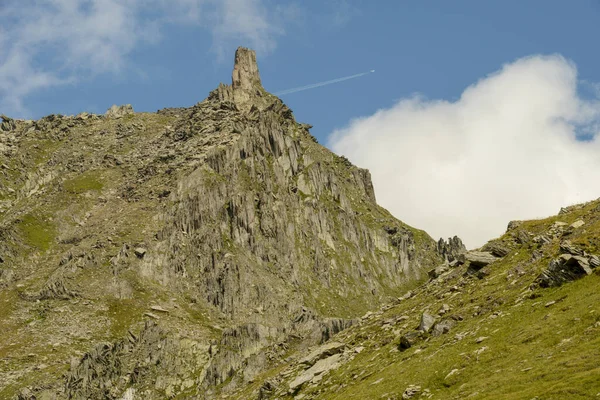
[0,0,292,117]
[330,55,600,248]
[330,0,361,27]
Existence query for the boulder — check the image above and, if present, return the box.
[431,319,456,337]
[134,247,147,258]
[417,313,436,333]
[289,353,343,391]
[481,241,510,257]
[535,254,593,288]
[298,341,345,367]
[402,385,422,399]
[506,220,523,232]
[0,115,17,132]
[533,235,552,245]
[399,331,423,350]
[570,219,585,229]
[465,251,499,269]
[437,236,466,262]
[560,241,583,256]
[428,264,449,279]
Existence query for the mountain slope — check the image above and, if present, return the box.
[0,48,442,399]
[235,199,600,400]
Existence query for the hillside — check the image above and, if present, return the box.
[3,46,599,400]
[0,48,442,399]
[232,200,600,399]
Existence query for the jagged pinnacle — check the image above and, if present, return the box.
[231,47,262,91]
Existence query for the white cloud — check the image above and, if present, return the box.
[329,55,600,248]
[0,0,290,116]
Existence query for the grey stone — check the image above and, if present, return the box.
[570,219,585,229]
[535,254,593,288]
[560,241,583,256]
[437,236,466,263]
[105,104,134,118]
[481,241,510,257]
[418,313,436,333]
[506,220,523,232]
[289,353,343,391]
[134,247,147,258]
[465,251,499,269]
[431,319,456,337]
[402,385,422,399]
[428,264,449,279]
[533,235,552,245]
[298,341,345,367]
[399,331,423,350]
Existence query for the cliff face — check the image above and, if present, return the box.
[0,47,442,399]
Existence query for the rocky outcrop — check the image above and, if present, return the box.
[209,47,276,112]
[481,240,511,257]
[65,321,211,400]
[148,49,440,328]
[105,104,134,119]
[437,236,466,263]
[535,242,599,288]
[418,313,436,333]
[462,251,499,269]
[1,114,17,131]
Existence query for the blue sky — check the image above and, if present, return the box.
[2,0,600,246]
[2,1,598,141]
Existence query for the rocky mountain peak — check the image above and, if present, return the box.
[231,46,262,92]
[209,46,277,112]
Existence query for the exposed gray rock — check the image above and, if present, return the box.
[513,229,531,244]
[437,236,466,262]
[399,331,423,350]
[481,241,510,257]
[320,318,357,343]
[589,255,600,269]
[465,251,499,269]
[105,104,134,118]
[533,235,552,245]
[560,241,583,256]
[437,303,451,315]
[431,319,456,337]
[0,115,17,131]
[418,313,436,333]
[289,353,343,392]
[506,220,523,232]
[134,247,147,258]
[570,219,585,229]
[298,341,345,367]
[535,254,593,288]
[428,264,449,279]
[559,204,584,215]
[402,385,422,399]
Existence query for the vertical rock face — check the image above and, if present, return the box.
[232,47,262,91]
[437,236,467,263]
[211,46,274,111]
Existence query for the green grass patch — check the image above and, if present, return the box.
[17,213,56,251]
[63,170,104,194]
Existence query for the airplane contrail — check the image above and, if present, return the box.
[274,70,375,96]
